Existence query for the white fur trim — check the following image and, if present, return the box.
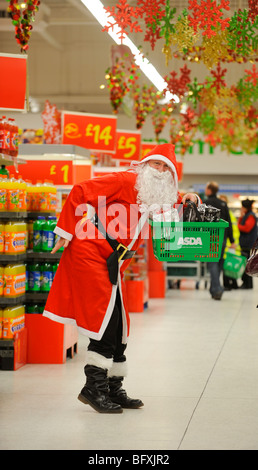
[86,351,113,370]
[108,361,128,378]
[54,226,73,241]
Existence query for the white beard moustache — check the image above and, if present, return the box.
[134,164,178,212]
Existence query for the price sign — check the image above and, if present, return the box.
[62,111,117,152]
[8,161,73,186]
[113,130,141,161]
[0,53,27,111]
[141,142,157,160]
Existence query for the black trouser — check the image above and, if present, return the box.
[87,290,127,362]
[241,248,253,288]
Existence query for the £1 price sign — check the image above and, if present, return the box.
[62,111,117,152]
[113,130,141,161]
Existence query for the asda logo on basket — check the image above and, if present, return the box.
[177,237,203,246]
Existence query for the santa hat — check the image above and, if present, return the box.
[133,143,179,189]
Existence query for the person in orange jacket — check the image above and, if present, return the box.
[43,144,199,414]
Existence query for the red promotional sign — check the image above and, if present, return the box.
[141,142,157,160]
[8,160,73,186]
[0,53,27,111]
[62,111,117,152]
[113,130,141,161]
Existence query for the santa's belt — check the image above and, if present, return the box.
[92,214,136,285]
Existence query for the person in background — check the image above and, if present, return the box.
[220,194,240,290]
[204,182,235,300]
[238,199,258,289]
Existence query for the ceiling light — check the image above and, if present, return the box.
[80,0,179,104]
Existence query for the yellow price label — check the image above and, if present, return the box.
[118,136,137,158]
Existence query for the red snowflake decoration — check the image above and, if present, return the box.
[210,62,227,92]
[245,64,258,87]
[144,26,161,50]
[248,0,258,23]
[188,0,230,38]
[164,65,191,99]
[137,0,166,25]
[103,0,142,43]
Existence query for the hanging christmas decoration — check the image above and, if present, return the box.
[202,25,230,68]
[227,9,258,56]
[198,110,216,134]
[103,0,142,43]
[132,85,159,129]
[41,100,61,145]
[136,0,166,50]
[248,0,258,23]
[188,0,230,38]
[170,9,199,54]
[7,0,40,52]
[186,77,203,108]
[159,0,176,49]
[244,63,258,87]
[210,62,227,92]
[105,55,140,113]
[164,64,191,100]
[151,104,173,140]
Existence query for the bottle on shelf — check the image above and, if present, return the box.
[41,262,53,292]
[0,224,4,253]
[4,220,27,254]
[2,305,25,339]
[8,118,19,157]
[28,262,41,292]
[1,117,10,155]
[0,165,9,178]
[42,216,57,252]
[3,263,26,298]
[0,176,8,212]
[7,174,20,212]
[0,265,4,296]
[33,216,45,252]
[16,174,27,211]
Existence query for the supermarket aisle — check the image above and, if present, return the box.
[1,279,258,451]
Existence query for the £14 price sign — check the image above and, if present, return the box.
[113,130,141,161]
[62,111,117,152]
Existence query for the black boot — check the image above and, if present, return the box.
[109,376,144,409]
[78,365,123,414]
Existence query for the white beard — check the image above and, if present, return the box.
[134,164,178,214]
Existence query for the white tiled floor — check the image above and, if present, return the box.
[1,279,258,450]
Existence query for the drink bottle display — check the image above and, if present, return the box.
[33,216,45,252]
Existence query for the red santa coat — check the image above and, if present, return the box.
[43,170,182,343]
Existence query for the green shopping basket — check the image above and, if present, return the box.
[223,251,246,279]
[149,219,229,262]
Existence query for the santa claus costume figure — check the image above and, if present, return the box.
[43,144,199,414]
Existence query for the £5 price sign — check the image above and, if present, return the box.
[62,111,117,153]
[113,130,141,161]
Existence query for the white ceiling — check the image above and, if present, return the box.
[0,0,252,116]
